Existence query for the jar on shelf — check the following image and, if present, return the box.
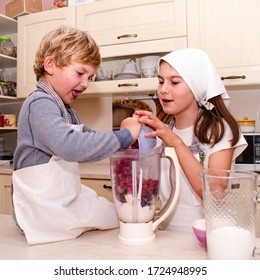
[0,114,4,127]
[0,81,9,96]
[0,36,15,57]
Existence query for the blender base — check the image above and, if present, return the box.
[118,221,155,246]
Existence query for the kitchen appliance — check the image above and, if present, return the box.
[235,133,260,171]
[110,146,180,245]
[201,169,258,259]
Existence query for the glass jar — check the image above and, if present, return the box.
[0,82,9,96]
[0,36,15,57]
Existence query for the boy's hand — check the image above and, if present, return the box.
[120,115,141,142]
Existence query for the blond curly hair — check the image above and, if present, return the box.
[34,25,101,81]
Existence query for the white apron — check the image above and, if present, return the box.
[12,124,119,245]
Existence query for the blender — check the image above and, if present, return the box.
[110,146,180,245]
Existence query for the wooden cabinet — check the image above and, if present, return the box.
[17,0,187,98]
[77,0,187,96]
[187,0,260,87]
[0,174,12,215]
[17,6,75,97]
[76,0,186,48]
[81,178,113,202]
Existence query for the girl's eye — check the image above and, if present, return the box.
[158,78,164,84]
[77,72,84,76]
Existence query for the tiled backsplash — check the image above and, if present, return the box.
[228,89,260,132]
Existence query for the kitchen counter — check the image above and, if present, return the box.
[0,164,13,175]
[1,215,260,260]
[0,214,207,260]
[79,162,110,179]
[0,162,110,179]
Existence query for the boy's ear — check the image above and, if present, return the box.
[43,56,56,75]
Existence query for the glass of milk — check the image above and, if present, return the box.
[201,169,258,260]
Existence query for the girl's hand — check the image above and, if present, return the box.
[134,110,182,148]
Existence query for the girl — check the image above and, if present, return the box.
[135,48,247,233]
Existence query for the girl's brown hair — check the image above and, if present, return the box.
[34,25,101,81]
[194,95,240,147]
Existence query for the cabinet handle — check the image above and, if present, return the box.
[221,75,246,80]
[118,83,138,87]
[117,34,138,40]
[103,184,112,190]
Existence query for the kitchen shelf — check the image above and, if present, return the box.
[0,127,17,133]
[0,96,18,103]
[0,14,17,35]
[0,54,17,69]
[81,77,158,98]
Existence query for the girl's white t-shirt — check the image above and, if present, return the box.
[158,123,247,233]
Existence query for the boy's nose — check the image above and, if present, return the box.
[81,77,89,89]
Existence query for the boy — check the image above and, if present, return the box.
[12,26,141,245]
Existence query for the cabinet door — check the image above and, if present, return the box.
[77,0,187,96]
[76,0,186,48]
[187,0,260,87]
[17,7,75,98]
[81,178,113,202]
[0,174,12,215]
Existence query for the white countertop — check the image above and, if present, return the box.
[0,214,208,260]
[1,215,260,260]
[0,162,111,179]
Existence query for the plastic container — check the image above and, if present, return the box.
[0,36,15,57]
[237,116,255,133]
[0,82,9,96]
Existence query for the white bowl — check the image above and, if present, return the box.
[114,72,141,80]
[141,68,157,78]
[139,56,160,70]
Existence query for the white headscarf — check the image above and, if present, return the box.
[160,48,230,110]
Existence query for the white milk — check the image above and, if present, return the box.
[115,195,156,223]
[207,226,255,259]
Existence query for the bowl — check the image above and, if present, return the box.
[141,68,157,78]
[114,72,141,80]
[139,55,160,70]
[192,219,207,249]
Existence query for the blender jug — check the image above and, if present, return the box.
[201,169,258,259]
[110,146,180,245]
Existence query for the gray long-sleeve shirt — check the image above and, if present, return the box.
[13,90,133,171]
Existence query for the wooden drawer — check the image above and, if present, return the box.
[0,174,12,215]
[76,0,186,47]
[81,178,113,202]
